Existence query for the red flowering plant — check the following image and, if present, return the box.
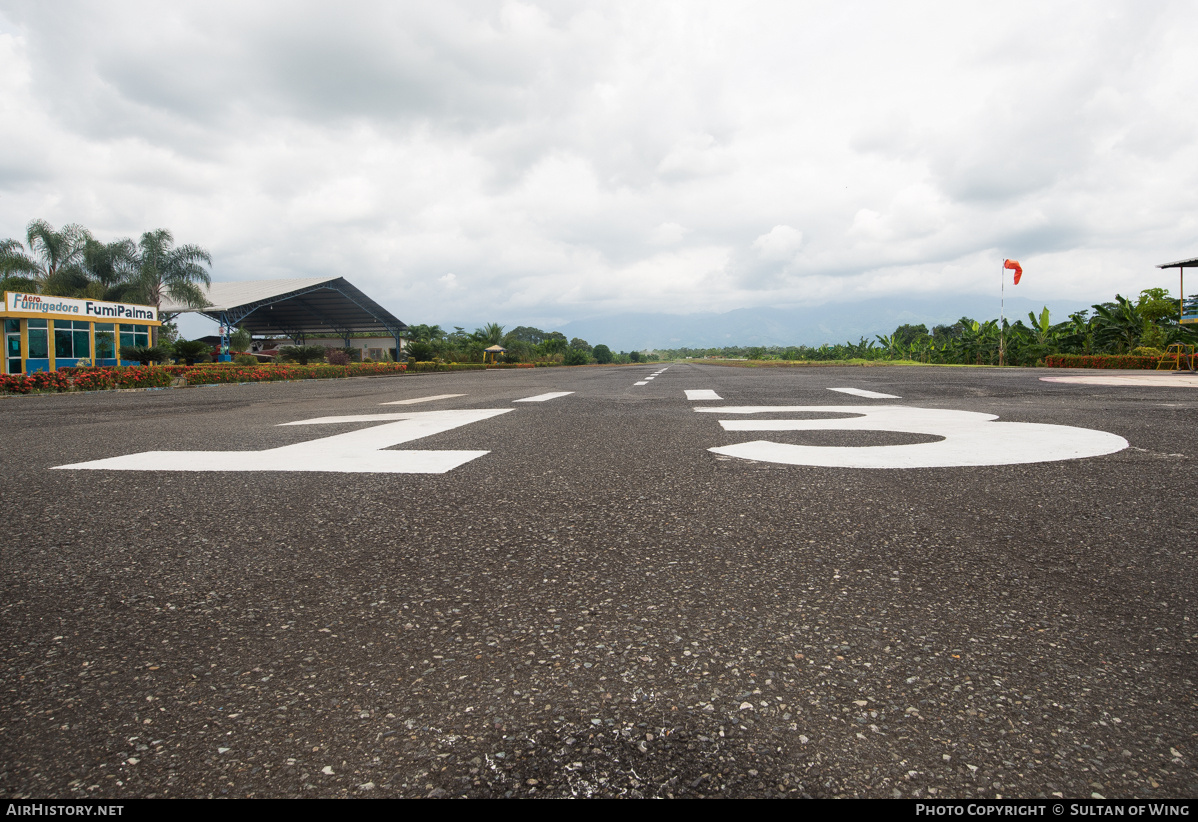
[1042,354,1163,370]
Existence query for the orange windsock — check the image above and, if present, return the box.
[1004,259,1022,285]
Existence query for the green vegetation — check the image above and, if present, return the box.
[2,219,212,317]
[402,323,633,366]
[657,290,1198,366]
[279,345,331,365]
[118,345,171,365]
[171,340,212,365]
[229,327,252,353]
[1,362,411,395]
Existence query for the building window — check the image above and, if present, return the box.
[95,323,116,359]
[55,320,91,359]
[27,319,48,359]
[5,319,20,373]
[119,324,150,350]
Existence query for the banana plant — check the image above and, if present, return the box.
[1027,307,1052,346]
[1091,295,1143,354]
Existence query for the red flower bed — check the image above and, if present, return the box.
[181,362,407,384]
[1,362,406,394]
[1042,354,1163,369]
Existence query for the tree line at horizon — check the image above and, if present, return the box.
[403,323,654,365]
[0,219,212,318]
[656,288,1198,365]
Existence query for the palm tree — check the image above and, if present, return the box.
[81,237,139,301]
[131,228,212,314]
[1,238,40,277]
[127,229,211,345]
[1,220,92,295]
[474,322,505,346]
[25,219,92,294]
[0,238,42,293]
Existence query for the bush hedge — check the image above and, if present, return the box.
[1042,354,1164,369]
[1,362,407,394]
[409,362,487,372]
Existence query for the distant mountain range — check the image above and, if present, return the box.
[554,296,1093,351]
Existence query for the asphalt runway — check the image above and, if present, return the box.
[2,363,1195,798]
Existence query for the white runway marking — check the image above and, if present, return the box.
[380,394,466,405]
[513,391,575,402]
[700,405,1127,468]
[685,389,723,401]
[634,381,648,386]
[1040,374,1198,387]
[54,409,513,474]
[645,376,655,380]
[828,387,900,399]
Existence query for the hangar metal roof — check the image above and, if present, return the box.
[1157,257,1198,268]
[161,277,407,341]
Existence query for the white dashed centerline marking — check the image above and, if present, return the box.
[634,381,648,386]
[514,391,575,403]
[380,394,466,405]
[828,387,901,399]
[685,390,722,401]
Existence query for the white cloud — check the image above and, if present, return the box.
[650,222,689,245]
[751,225,803,261]
[1,0,1197,333]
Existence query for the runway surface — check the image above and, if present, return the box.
[2,363,1194,798]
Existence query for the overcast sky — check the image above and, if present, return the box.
[2,1,1197,334]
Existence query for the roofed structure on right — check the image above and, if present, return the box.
[1155,257,1198,324]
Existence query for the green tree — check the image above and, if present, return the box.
[1136,288,1177,324]
[503,340,533,362]
[504,326,547,346]
[127,229,211,345]
[474,322,505,346]
[893,323,930,348]
[130,228,212,317]
[171,339,212,365]
[279,345,328,365]
[1091,295,1143,354]
[230,327,252,353]
[1,238,42,280]
[563,347,589,365]
[119,344,170,365]
[592,344,613,364]
[13,219,91,296]
[539,332,568,356]
[406,324,446,342]
[81,237,139,300]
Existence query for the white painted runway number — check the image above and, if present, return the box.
[698,405,1127,468]
[54,409,513,474]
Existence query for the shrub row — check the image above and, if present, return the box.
[485,363,536,369]
[1,362,407,394]
[181,361,406,384]
[0,367,174,393]
[1042,354,1164,369]
[409,362,487,372]
[0,371,74,394]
